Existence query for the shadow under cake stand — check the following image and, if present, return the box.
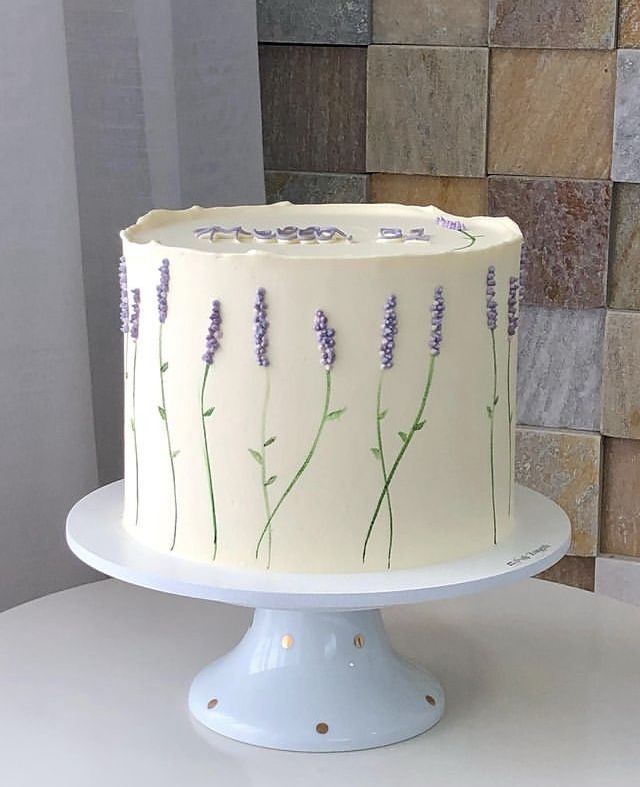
[66,481,570,753]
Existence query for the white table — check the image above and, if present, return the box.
[1,578,638,786]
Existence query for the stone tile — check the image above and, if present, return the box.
[489,50,615,179]
[516,428,601,557]
[619,1,640,48]
[257,0,370,45]
[602,311,640,439]
[601,438,640,557]
[373,0,488,46]
[260,45,366,173]
[367,46,488,177]
[370,174,487,215]
[612,50,640,183]
[265,171,369,204]
[517,306,604,431]
[489,0,616,49]
[609,184,640,309]
[536,556,595,591]
[595,556,640,606]
[488,177,610,309]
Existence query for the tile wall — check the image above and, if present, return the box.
[257,0,640,594]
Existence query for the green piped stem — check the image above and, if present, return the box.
[507,337,513,516]
[200,363,218,559]
[131,341,139,525]
[260,371,274,568]
[488,331,498,545]
[159,326,178,550]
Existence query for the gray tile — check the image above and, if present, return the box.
[367,45,488,177]
[612,50,640,182]
[373,0,488,46]
[265,171,369,204]
[257,0,370,44]
[517,306,605,431]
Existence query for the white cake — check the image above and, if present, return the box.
[119,202,522,573]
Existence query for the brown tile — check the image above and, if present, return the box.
[265,171,369,204]
[260,45,366,173]
[488,177,610,309]
[490,0,616,49]
[516,428,601,557]
[609,184,640,309]
[367,46,488,177]
[619,1,640,47]
[373,0,488,46]
[370,174,487,215]
[602,311,640,439]
[488,50,615,179]
[601,438,640,556]
[536,556,595,591]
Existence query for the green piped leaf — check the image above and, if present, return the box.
[486,405,493,418]
[158,406,167,421]
[171,450,180,459]
[327,408,346,421]
[414,420,426,431]
[160,362,168,373]
[248,448,263,464]
[203,406,215,417]
[264,436,276,447]
[378,409,388,421]
[130,418,135,431]
[398,431,408,443]
[494,395,500,406]
[264,475,277,487]
[370,447,381,460]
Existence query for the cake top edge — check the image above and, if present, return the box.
[120,202,523,258]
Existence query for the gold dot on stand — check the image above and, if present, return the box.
[353,633,365,648]
[316,722,329,734]
[207,698,219,710]
[425,695,436,706]
[281,634,295,649]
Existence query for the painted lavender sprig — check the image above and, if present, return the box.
[368,295,398,569]
[486,266,499,544]
[436,215,480,250]
[363,287,445,566]
[248,289,279,568]
[156,258,179,550]
[255,309,346,563]
[201,299,222,559]
[130,288,141,525]
[506,275,520,515]
[119,257,129,376]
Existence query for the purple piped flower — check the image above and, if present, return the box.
[429,287,445,356]
[202,300,222,365]
[254,288,269,367]
[157,259,170,323]
[130,289,140,341]
[380,295,398,369]
[486,266,497,331]
[314,309,336,370]
[119,257,129,333]
[436,216,466,232]
[507,276,519,337]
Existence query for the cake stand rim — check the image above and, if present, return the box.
[66,481,570,609]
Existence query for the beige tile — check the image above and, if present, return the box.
[601,311,640,439]
[608,184,640,310]
[367,46,488,177]
[601,438,640,557]
[488,49,615,178]
[536,556,595,591]
[370,174,487,215]
[373,0,488,46]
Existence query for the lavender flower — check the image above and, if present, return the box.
[119,257,129,333]
[486,266,497,331]
[429,286,445,356]
[202,300,222,365]
[314,309,336,370]
[380,295,398,369]
[254,288,269,367]
[130,289,140,341]
[157,259,170,323]
[436,216,465,232]
[507,276,519,337]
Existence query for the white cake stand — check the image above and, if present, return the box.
[66,481,570,753]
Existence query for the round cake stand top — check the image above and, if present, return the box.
[66,481,570,610]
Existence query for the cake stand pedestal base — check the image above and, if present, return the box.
[189,607,443,752]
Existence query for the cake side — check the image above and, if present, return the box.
[119,203,522,573]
